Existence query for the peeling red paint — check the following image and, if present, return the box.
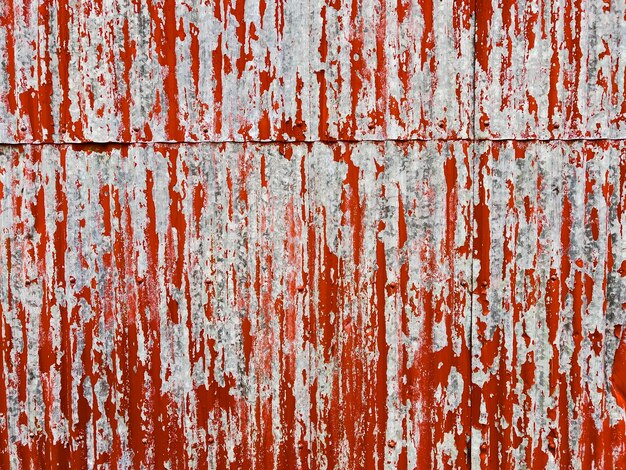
[471,140,626,468]
[0,0,476,142]
[1,0,626,468]
[0,142,477,468]
[475,0,626,139]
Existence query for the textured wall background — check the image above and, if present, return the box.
[0,0,625,469]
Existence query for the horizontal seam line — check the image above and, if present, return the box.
[1,137,626,145]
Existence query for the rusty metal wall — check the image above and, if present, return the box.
[0,0,625,469]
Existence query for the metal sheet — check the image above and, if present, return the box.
[0,0,475,143]
[0,141,472,468]
[471,140,626,467]
[2,0,626,468]
[310,0,475,140]
[475,0,626,139]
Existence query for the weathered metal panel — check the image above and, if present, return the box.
[2,0,626,467]
[475,0,626,139]
[0,0,475,143]
[471,140,626,468]
[0,141,472,468]
[310,0,475,140]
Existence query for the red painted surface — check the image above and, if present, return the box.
[471,141,626,468]
[0,0,475,142]
[0,1,625,469]
[474,0,626,139]
[0,143,476,468]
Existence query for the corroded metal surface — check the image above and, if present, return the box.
[0,0,474,143]
[0,142,472,467]
[471,140,626,468]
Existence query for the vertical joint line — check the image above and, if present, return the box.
[469,0,480,464]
